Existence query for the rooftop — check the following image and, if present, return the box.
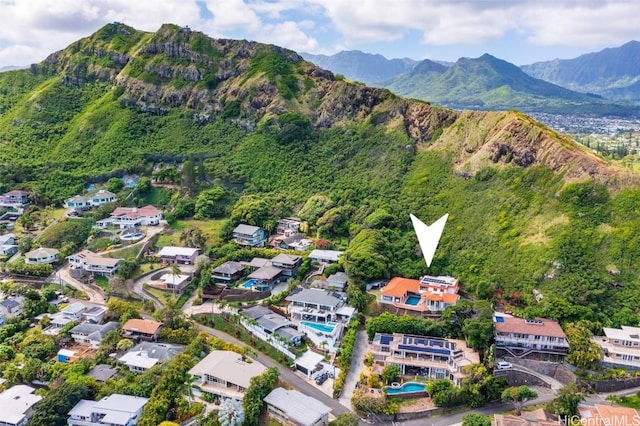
[88,364,118,382]
[123,318,163,335]
[381,277,420,297]
[579,404,640,426]
[264,387,331,425]
[70,250,121,267]
[308,249,343,262]
[213,260,245,275]
[233,224,262,235]
[248,265,282,281]
[494,315,567,339]
[157,246,199,257]
[189,350,266,388]
[602,325,640,341]
[285,288,341,308]
[119,342,183,369]
[0,385,42,425]
[271,253,301,265]
[25,247,59,258]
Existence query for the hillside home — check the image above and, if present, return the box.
[270,253,302,278]
[68,250,122,276]
[578,404,640,426]
[285,288,347,323]
[65,189,117,210]
[0,297,24,319]
[241,305,303,346]
[371,333,480,386]
[0,244,17,257]
[247,266,283,291]
[70,322,119,348]
[160,272,190,293]
[264,387,331,426]
[275,217,302,235]
[0,233,15,245]
[62,301,87,321]
[24,247,59,264]
[0,385,41,426]
[157,246,199,264]
[379,275,460,313]
[87,364,118,383]
[0,190,30,207]
[122,319,163,342]
[494,314,569,360]
[84,305,108,324]
[308,249,343,264]
[593,326,640,370]
[232,224,267,247]
[118,342,183,373]
[327,272,348,291]
[95,205,163,229]
[189,350,266,402]
[245,257,272,271]
[67,394,148,426]
[212,261,245,285]
[273,234,313,251]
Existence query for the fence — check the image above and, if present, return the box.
[239,318,298,360]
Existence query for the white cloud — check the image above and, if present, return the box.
[202,0,261,32]
[254,21,319,52]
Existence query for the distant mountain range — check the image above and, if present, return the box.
[521,40,640,100]
[301,42,640,116]
[300,50,417,84]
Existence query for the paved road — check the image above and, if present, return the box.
[510,364,563,391]
[195,322,351,418]
[57,264,106,304]
[339,329,367,408]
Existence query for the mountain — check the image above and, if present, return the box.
[379,53,625,114]
[0,65,26,72]
[521,41,640,100]
[1,23,640,322]
[301,50,417,84]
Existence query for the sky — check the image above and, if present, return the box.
[1,0,640,68]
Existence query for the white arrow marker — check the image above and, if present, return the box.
[410,213,449,268]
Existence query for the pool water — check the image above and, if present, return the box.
[242,279,256,289]
[405,295,421,305]
[121,233,144,240]
[300,320,337,334]
[385,382,426,395]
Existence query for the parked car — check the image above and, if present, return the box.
[496,361,512,370]
[315,371,329,385]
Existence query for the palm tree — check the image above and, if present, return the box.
[170,263,181,295]
[218,398,244,426]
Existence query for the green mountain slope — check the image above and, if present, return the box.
[380,54,633,115]
[522,41,640,100]
[1,23,640,323]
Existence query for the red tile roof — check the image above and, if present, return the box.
[381,277,420,298]
[123,319,163,335]
[495,316,567,339]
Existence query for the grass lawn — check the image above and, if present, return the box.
[94,276,110,291]
[105,242,145,259]
[141,187,173,206]
[612,393,640,409]
[169,218,229,247]
[143,283,171,301]
[137,263,164,275]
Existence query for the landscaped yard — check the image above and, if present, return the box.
[169,218,229,247]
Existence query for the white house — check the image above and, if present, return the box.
[68,250,121,276]
[70,322,120,348]
[95,205,163,229]
[118,342,183,373]
[0,297,24,319]
[264,387,331,426]
[189,350,266,402]
[308,249,343,264]
[0,385,41,426]
[232,224,267,247]
[494,314,569,360]
[65,189,117,210]
[0,190,30,207]
[593,326,640,370]
[157,246,199,264]
[67,394,148,426]
[24,247,59,264]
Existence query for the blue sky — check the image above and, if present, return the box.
[1,0,639,68]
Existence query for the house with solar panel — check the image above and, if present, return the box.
[370,333,479,385]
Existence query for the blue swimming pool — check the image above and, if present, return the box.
[385,382,426,395]
[405,295,421,305]
[242,279,256,289]
[301,321,337,334]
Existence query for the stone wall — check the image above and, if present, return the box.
[578,376,640,393]
[506,358,576,384]
[494,369,551,388]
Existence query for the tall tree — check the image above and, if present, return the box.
[180,227,206,249]
[501,386,538,415]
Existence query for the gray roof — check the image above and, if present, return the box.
[285,288,341,308]
[248,265,282,280]
[277,326,303,342]
[248,257,272,268]
[241,305,273,320]
[233,224,262,235]
[88,364,118,382]
[189,350,266,388]
[71,321,119,340]
[271,253,301,266]
[308,249,344,262]
[257,312,291,332]
[125,342,183,363]
[213,261,245,275]
[264,387,331,426]
[328,272,348,285]
[0,299,20,309]
[93,393,148,414]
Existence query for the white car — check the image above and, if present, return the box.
[496,361,512,370]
